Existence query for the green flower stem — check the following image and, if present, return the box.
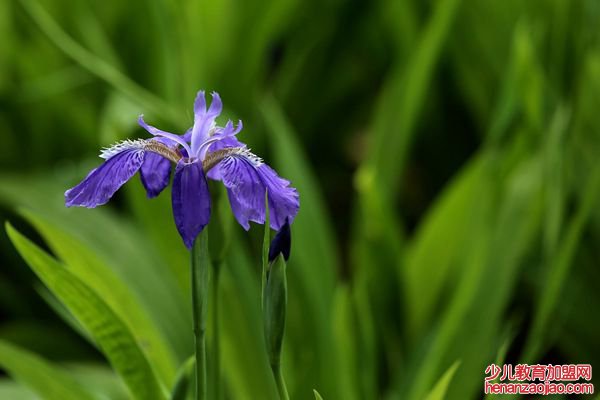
[191,231,211,400]
[211,262,222,400]
[261,192,270,310]
[273,364,290,400]
[264,255,289,400]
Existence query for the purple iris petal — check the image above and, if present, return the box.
[172,160,212,248]
[182,127,192,143]
[65,149,145,208]
[138,115,192,155]
[217,120,243,138]
[140,152,171,198]
[191,91,223,156]
[137,129,191,198]
[216,156,299,230]
[197,122,243,161]
[204,123,245,180]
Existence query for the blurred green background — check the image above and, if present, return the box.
[1,0,600,399]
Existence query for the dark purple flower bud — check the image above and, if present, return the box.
[268,220,291,263]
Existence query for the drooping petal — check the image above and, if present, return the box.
[171,160,212,248]
[191,91,223,157]
[258,164,299,229]
[65,149,145,208]
[140,152,171,198]
[134,124,191,198]
[215,155,299,231]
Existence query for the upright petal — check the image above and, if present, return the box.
[215,155,299,230]
[191,91,223,156]
[182,127,192,143]
[65,149,145,208]
[216,119,243,139]
[196,120,244,162]
[140,152,171,198]
[172,161,212,248]
[203,122,246,180]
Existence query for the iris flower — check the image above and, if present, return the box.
[65,91,299,248]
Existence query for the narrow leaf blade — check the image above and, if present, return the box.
[6,223,167,400]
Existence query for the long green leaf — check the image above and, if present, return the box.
[6,223,167,400]
[21,208,178,385]
[331,286,360,400]
[358,0,462,201]
[0,379,38,400]
[522,162,600,361]
[0,340,95,400]
[0,170,192,362]
[261,96,340,397]
[423,362,460,400]
[261,95,338,294]
[18,0,183,125]
[170,357,195,400]
[403,154,488,340]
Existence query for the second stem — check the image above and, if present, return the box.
[191,231,211,400]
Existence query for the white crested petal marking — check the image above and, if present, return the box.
[202,146,263,173]
[99,139,149,160]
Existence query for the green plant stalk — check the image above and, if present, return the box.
[273,364,290,400]
[211,262,222,400]
[264,256,289,400]
[261,191,270,310]
[191,231,211,400]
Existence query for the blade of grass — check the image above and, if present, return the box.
[170,357,195,400]
[331,286,360,400]
[358,0,463,201]
[21,208,178,385]
[18,0,184,125]
[402,154,489,341]
[0,379,38,400]
[423,362,460,400]
[0,340,95,400]
[522,162,600,362]
[261,95,338,290]
[0,170,193,362]
[405,153,543,400]
[261,96,340,397]
[6,223,168,400]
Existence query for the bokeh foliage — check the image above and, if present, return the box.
[1,0,600,399]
